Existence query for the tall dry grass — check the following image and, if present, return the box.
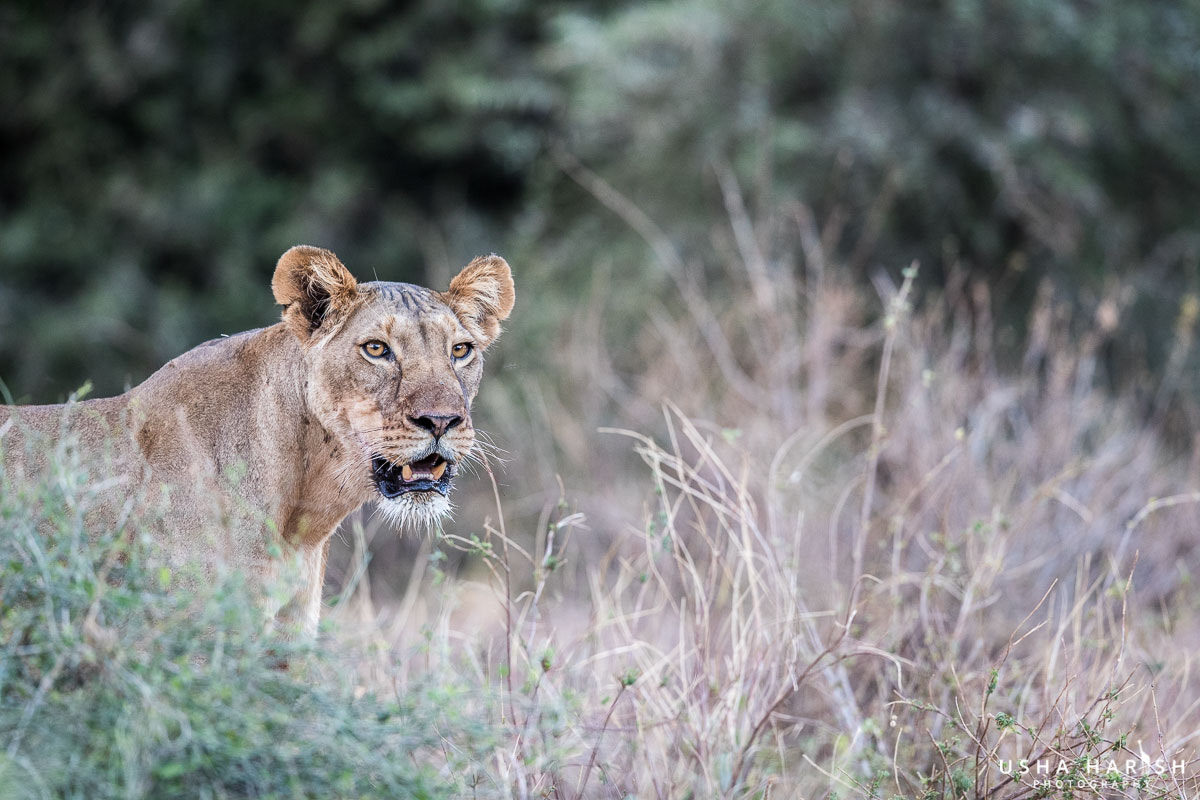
[324,174,1200,798]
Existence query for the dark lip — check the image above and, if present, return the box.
[371,454,454,499]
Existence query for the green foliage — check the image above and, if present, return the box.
[551,0,1200,319]
[0,0,557,399]
[0,449,482,799]
[4,1,1200,401]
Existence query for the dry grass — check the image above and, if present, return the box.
[322,178,1200,798]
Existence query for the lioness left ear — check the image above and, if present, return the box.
[442,254,515,349]
[272,245,359,340]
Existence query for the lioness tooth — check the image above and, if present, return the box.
[401,464,414,481]
[431,462,447,480]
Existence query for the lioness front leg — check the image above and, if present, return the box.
[271,540,330,640]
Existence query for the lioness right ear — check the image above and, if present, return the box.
[442,254,515,349]
[272,245,359,340]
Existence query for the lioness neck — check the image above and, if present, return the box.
[131,323,358,548]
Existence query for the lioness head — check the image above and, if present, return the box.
[272,245,514,526]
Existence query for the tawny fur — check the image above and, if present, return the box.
[442,255,518,346]
[0,245,514,638]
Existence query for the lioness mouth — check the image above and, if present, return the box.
[372,454,452,499]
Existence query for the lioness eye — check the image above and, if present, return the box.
[451,342,472,360]
[362,341,390,359]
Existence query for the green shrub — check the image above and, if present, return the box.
[0,445,484,800]
[6,1,1200,400]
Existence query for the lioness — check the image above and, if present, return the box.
[0,245,514,637]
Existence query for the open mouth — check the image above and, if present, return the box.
[371,453,453,499]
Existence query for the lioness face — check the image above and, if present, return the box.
[272,246,514,527]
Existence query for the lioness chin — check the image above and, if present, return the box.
[0,245,514,638]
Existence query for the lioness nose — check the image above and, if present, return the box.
[410,413,463,439]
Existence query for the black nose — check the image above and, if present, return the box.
[410,413,463,439]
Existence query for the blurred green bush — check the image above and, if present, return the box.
[1,0,1198,399]
[0,0,557,399]
[0,439,485,799]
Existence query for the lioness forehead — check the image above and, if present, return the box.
[357,281,465,338]
[364,281,442,312]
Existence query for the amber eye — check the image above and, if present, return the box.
[451,342,473,360]
[362,341,390,359]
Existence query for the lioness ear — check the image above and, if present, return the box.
[272,245,359,340]
[442,254,515,348]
